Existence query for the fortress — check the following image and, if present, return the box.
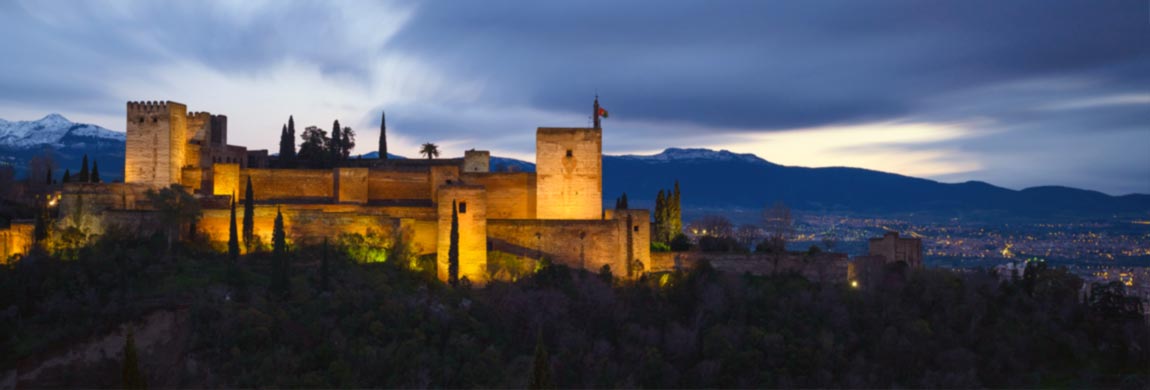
[45,99,649,283]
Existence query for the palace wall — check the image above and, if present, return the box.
[535,127,602,220]
[125,101,187,187]
[335,168,369,204]
[367,170,431,201]
[437,185,487,284]
[237,169,335,201]
[868,232,923,268]
[0,221,34,263]
[462,172,536,219]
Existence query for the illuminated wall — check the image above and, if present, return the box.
[241,169,335,201]
[461,172,536,219]
[124,101,187,187]
[335,168,369,204]
[605,209,651,273]
[429,165,460,202]
[535,127,602,219]
[368,170,431,201]
[0,222,34,263]
[437,185,487,284]
[212,163,240,198]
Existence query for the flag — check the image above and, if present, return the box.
[598,107,609,118]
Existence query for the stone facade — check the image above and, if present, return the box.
[535,128,602,220]
[868,231,923,268]
[0,221,34,263]
[56,99,652,285]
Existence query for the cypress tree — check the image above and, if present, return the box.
[287,116,296,160]
[78,155,89,182]
[342,128,352,159]
[279,125,289,161]
[622,192,629,209]
[378,111,388,160]
[62,169,70,183]
[228,195,239,263]
[271,208,288,298]
[331,120,342,163]
[242,176,254,251]
[655,190,666,242]
[529,332,551,389]
[122,330,146,389]
[91,161,101,183]
[448,199,460,287]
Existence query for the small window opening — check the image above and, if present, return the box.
[634,225,640,232]
[152,117,158,123]
[459,202,468,214]
[565,149,573,157]
[446,179,453,184]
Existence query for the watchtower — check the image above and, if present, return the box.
[125,101,188,187]
[535,127,602,219]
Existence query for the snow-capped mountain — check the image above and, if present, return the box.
[613,147,771,165]
[0,114,126,182]
[0,114,124,149]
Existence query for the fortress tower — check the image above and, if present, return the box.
[535,127,602,219]
[437,185,488,284]
[125,101,188,187]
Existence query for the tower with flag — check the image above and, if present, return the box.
[593,95,608,129]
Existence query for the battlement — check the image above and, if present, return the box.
[127,100,181,114]
[187,111,213,120]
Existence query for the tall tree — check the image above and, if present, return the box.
[654,190,667,242]
[228,195,239,263]
[91,161,101,183]
[278,124,290,162]
[341,126,355,159]
[122,330,146,389]
[378,111,388,160]
[146,185,201,254]
[331,120,342,162]
[670,181,682,238]
[62,169,70,183]
[78,154,90,183]
[448,199,460,287]
[419,143,440,160]
[297,126,331,165]
[287,116,296,160]
[242,176,254,251]
[530,332,551,389]
[271,208,288,298]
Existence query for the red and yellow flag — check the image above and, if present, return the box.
[598,107,609,118]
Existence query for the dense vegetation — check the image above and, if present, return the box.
[1,232,1147,388]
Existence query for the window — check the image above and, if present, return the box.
[565,149,573,157]
[634,225,639,232]
[459,202,467,214]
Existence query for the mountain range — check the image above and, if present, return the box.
[3,114,1147,220]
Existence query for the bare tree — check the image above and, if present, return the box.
[689,215,734,238]
[761,202,793,253]
[735,224,763,251]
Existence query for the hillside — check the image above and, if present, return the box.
[0,114,124,181]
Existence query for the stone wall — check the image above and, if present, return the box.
[368,170,430,201]
[437,185,487,284]
[462,172,536,219]
[463,150,490,173]
[239,169,334,201]
[429,165,461,202]
[649,251,850,283]
[605,209,651,274]
[487,218,631,278]
[211,163,240,198]
[535,127,602,219]
[124,101,187,187]
[335,168,369,204]
[868,231,923,268]
[197,204,408,247]
[0,221,34,263]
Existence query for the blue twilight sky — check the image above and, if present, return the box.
[0,1,1147,194]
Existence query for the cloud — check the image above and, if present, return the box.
[0,0,1146,194]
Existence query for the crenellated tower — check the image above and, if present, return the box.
[125,101,188,187]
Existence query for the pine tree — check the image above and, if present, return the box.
[378,111,388,160]
[331,120,342,163]
[78,154,90,182]
[529,332,551,389]
[62,169,70,183]
[91,161,101,183]
[655,190,667,242]
[448,199,460,287]
[228,195,239,263]
[122,330,146,389]
[242,176,254,251]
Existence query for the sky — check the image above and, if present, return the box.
[0,0,1147,195]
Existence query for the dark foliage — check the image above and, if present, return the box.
[448,200,459,287]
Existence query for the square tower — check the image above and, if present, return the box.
[125,101,188,187]
[535,127,602,219]
[437,185,488,285]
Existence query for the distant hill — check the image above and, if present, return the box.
[4,114,1145,220]
[0,114,124,181]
